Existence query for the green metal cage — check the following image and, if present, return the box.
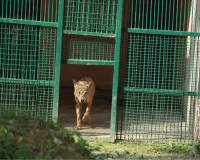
[116,0,200,143]
[0,0,64,122]
[0,0,200,143]
[64,0,118,36]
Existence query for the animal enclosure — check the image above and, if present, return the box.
[0,0,200,143]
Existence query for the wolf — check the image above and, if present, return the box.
[73,77,95,130]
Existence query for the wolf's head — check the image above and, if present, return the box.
[73,79,92,103]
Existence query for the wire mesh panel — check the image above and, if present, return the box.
[117,33,200,143]
[0,0,64,122]
[0,0,59,22]
[117,91,195,143]
[0,22,57,121]
[64,0,118,35]
[62,34,115,61]
[122,0,199,32]
[116,0,200,143]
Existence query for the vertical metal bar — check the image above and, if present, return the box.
[168,0,172,30]
[172,0,176,30]
[44,0,47,21]
[21,0,24,19]
[1,0,4,17]
[142,0,144,29]
[101,0,105,32]
[13,0,16,18]
[36,0,39,21]
[25,0,27,20]
[106,0,111,33]
[48,0,50,22]
[66,0,71,27]
[111,0,116,34]
[161,0,164,30]
[153,0,156,29]
[71,0,76,30]
[55,0,58,22]
[145,0,149,29]
[76,0,81,30]
[9,0,11,18]
[157,0,160,29]
[175,0,179,31]
[179,0,183,31]
[133,0,137,28]
[164,0,168,30]
[149,0,152,29]
[52,0,64,122]
[5,0,8,18]
[81,0,85,31]
[110,0,123,142]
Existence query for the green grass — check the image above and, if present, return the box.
[1,108,200,159]
[87,139,200,159]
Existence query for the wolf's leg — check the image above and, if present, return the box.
[76,103,82,130]
[82,102,93,127]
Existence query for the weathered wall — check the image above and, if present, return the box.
[60,64,114,90]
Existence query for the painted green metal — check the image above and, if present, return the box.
[118,87,198,96]
[63,30,115,37]
[52,0,65,122]
[0,78,55,86]
[1,0,199,144]
[64,0,117,34]
[109,0,123,142]
[0,0,60,122]
[61,59,114,66]
[0,18,58,27]
[62,33,116,62]
[0,0,59,22]
[61,0,123,142]
[121,28,200,37]
[116,0,200,143]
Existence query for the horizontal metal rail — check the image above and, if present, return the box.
[63,30,115,37]
[0,78,55,86]
[119,87,198,96]
[122,28,200,37]
[0,18,58,27]
[61,59,114,66]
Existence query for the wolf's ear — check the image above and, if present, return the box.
[87,82,92,88]
[73,79,77,87]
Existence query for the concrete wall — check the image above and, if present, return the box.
[60,64,114,90]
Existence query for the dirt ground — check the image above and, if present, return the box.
[58,87,112,137]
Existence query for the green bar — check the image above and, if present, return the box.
[63,30,115,37]
[0,18,58,27]
[0,78,55,86]
[121,28,200,36]
[101,0,105,32]
[109,0,123,143]
[52,0,65,122]
[106,0,111,33]
[61,59,114,66]
[118,87,198,96]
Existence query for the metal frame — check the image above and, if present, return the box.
[61,0,123,142]
[0,0,64,122]
[52,0,65,122]
[1,0,200,143]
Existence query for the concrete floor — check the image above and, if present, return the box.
[58,87,112,137]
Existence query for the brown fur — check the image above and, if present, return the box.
[73,77,95,130]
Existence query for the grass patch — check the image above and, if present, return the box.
[1,108,200,159]
[87,139,200,159]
